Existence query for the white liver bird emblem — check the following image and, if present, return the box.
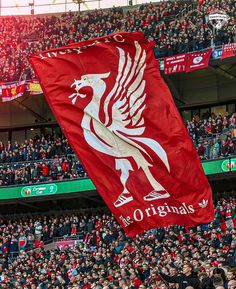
[69,41,170,207]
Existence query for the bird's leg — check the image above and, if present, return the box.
[143,165,170,201]
[114,158,134,208]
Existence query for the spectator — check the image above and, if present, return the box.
[159,263,200,289]
[227,269,236,282]
[18,232,27,251]
[228,280,236,289]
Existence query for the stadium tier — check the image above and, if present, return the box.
[0,107,235,187]
[0,0,235,289]
[0,125,235,187]
[0,0,235,83]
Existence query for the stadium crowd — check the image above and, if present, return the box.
[0,0,235,82]
[0,135,87,187]
[0,197,235,288]
[0,136,74,163]
[186,112,236,160]
[0,1,235,288]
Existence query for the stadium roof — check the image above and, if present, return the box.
[0,0,156,16]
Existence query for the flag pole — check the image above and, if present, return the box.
[133,235,171,288]
[133,234,153,267]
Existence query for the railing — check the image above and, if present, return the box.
[4,233,84,259]
[3,205,106,219]
[193,128,231,145]
[0,154,76,167]
[53,233,84,243]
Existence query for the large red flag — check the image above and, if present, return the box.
[186,49,212,73]
[30,32,214,237]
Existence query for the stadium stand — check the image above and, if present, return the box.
[0,135,87,186]
[0,197,235,288]
[0,0,235,288]
[0,109,235,186]
[0,0,235,83]
[187,112,236,160]
[0,108,234,186]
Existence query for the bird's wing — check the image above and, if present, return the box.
[100,41,170,170]
[104,41,147,138]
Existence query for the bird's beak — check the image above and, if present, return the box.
[75,81,87,98]
[69,80,86,104]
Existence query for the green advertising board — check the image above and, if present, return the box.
[0,157,234,201]
[21,183,58,197]
[202,157,236,175]
[0,178,95,200]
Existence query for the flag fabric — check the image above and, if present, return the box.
[164,53,187,75]
[186,49,212,72]
[221,43,236,59]
[30,32,214,237]
[1,81,26,102]
[29,79,43,95]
